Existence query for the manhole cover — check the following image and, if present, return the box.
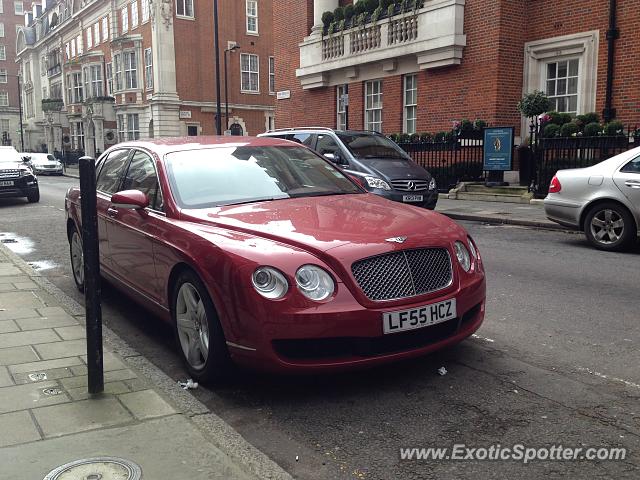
[43,457,142,480]
[29,372,48,381]
[0,238,17,243]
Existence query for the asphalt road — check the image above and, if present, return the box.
[1,175,639,479]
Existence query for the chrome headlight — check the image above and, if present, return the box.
[295,265,335,301]
[18,168,30,177]
[467,236,478,260]
[252,267,288,299]
[364,176,391,191]
[428,178,437,191]
[454,241,471,272]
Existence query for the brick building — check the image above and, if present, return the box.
[14,0,274,155]
[273,0,640,141]
[1,0,34,148]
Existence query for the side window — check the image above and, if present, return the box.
[96,149,131,194]
[315,134,341,156]
[122,150,163,210]
[621,156,640,173]
[291,133,313,147]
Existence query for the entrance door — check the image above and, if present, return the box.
[230,123,244,136]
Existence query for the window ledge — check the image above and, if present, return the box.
[176,15,196,21]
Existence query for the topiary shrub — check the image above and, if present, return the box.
[517,90,551,118]
[343,4,356,22]
[581,112,600,124]
[321,11,334,28]
[559,112,572,125]
[583,122,602,137]
[354,0,367,16]
[434,131,448,142]
[333,6,345,22]
[380,0,395,11]
[388,133,399,143]
[409,133,420,143]
[459,119,473,132]
[559,122,579,137]
[603,120,625,136]
[543,123,561,137]
[398,133,411,143]
[419,132,433,142]
[365,0,379,13]
[473,119,487,130]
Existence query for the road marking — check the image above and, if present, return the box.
[577,366,640,391]
[471,334,495,343]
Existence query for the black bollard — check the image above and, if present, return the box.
[79,156,104,394]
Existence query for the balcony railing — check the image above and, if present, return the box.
[47,64,62,77]
[298,0,466,89]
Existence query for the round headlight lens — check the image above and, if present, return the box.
[251,267,288,299]
[295,265,335,301]
[454,241,471,272]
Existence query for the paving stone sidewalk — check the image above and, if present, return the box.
[0,244,291,480]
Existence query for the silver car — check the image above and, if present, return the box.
[544,146,640,251]
[29,153,64,175]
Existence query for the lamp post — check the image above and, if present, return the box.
[224,43,240,134]
[213,0,222,135]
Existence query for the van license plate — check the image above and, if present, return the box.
[403,195,423,202]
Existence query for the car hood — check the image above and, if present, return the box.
[32,159,59,166]
[0,161,27,170]
[180,193,463,261]
[355,158,431,180]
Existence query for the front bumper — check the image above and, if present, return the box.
[371,188,439,210]
[0,176,39,199]
[229,273,485,373]
[33,166,63,175]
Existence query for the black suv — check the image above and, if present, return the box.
[0,147,40,203]
[259,128,437,209]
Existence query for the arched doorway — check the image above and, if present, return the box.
[230,123,244,136]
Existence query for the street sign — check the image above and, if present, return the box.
[276,90,291,100]
[483,127,514,171]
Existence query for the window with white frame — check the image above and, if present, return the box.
[124,51,137,89]
[240,53,259,93]
[176,0,194,17]
[0,2,3,14]
[113,54,122,91]
[65,73,72,103]
[365,80,383,133]
[93,23,100,46]
[117,114,126,141]
[403,74,417,134]
[0,69,6,84]
[14,1,23,15]
[0,46,5,61]
[86,28,92,49]
[70,40,76,57]
[144,48,153,90]
[102,17,109,41]
[142,0,150,22]
[545,59,579,114]
[246,0,258,34]
[84,64,103,98]
[131,1,139,28]
[336,85,347,130]
[65,42,70,60]
[106,62,113,95]
[71,121,84,150]
[25,93,33,117]
[122,7,129,32]
[50,82,62,99]
[127,113,140,140]
[268,56,275,94]
[0,92,8,106]
[76,35,82,55]
[72,72,83,103]
[0,23,5,38]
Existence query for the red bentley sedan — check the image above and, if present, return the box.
[65,137,485,382]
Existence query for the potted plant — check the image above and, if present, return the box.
[517,90,551,146]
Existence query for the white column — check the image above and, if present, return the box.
[312,0,339,34]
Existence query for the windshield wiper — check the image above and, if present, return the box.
[289,191,353,198]
[216,196,288,207]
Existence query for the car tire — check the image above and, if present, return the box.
[27,190,40,203]
[584,202,636,251]
[171,269,233,384]
[69,228,85,292]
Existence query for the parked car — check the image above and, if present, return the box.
[259,128,439,210]
[544,146,640,251]
[65,137,485,382]
[29,153,64,175]
[0,146,40,203]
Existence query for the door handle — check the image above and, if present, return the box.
[625,180,640,189]
[107,207,118,217]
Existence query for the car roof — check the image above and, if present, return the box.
[106,136,298,157]
[261,129,380,136]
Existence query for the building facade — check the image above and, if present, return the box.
[273,0,640,141]
[15,0,274,155]
[1,0,34,148]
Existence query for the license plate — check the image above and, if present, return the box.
[0,181,14,187]
[403,194,423,202]
[383,298,456,334]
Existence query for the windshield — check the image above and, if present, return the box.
[165,145,362,209]
[337,133,409,160]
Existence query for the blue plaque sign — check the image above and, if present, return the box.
[483,127,514,171]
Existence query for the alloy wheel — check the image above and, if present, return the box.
[70,231,84,287]
[589,209,625,245]
[175,283,210,370]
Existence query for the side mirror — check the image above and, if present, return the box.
[324,152,347,165]
[111,190,150,210]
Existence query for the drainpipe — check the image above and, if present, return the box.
[603,0,618,122]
